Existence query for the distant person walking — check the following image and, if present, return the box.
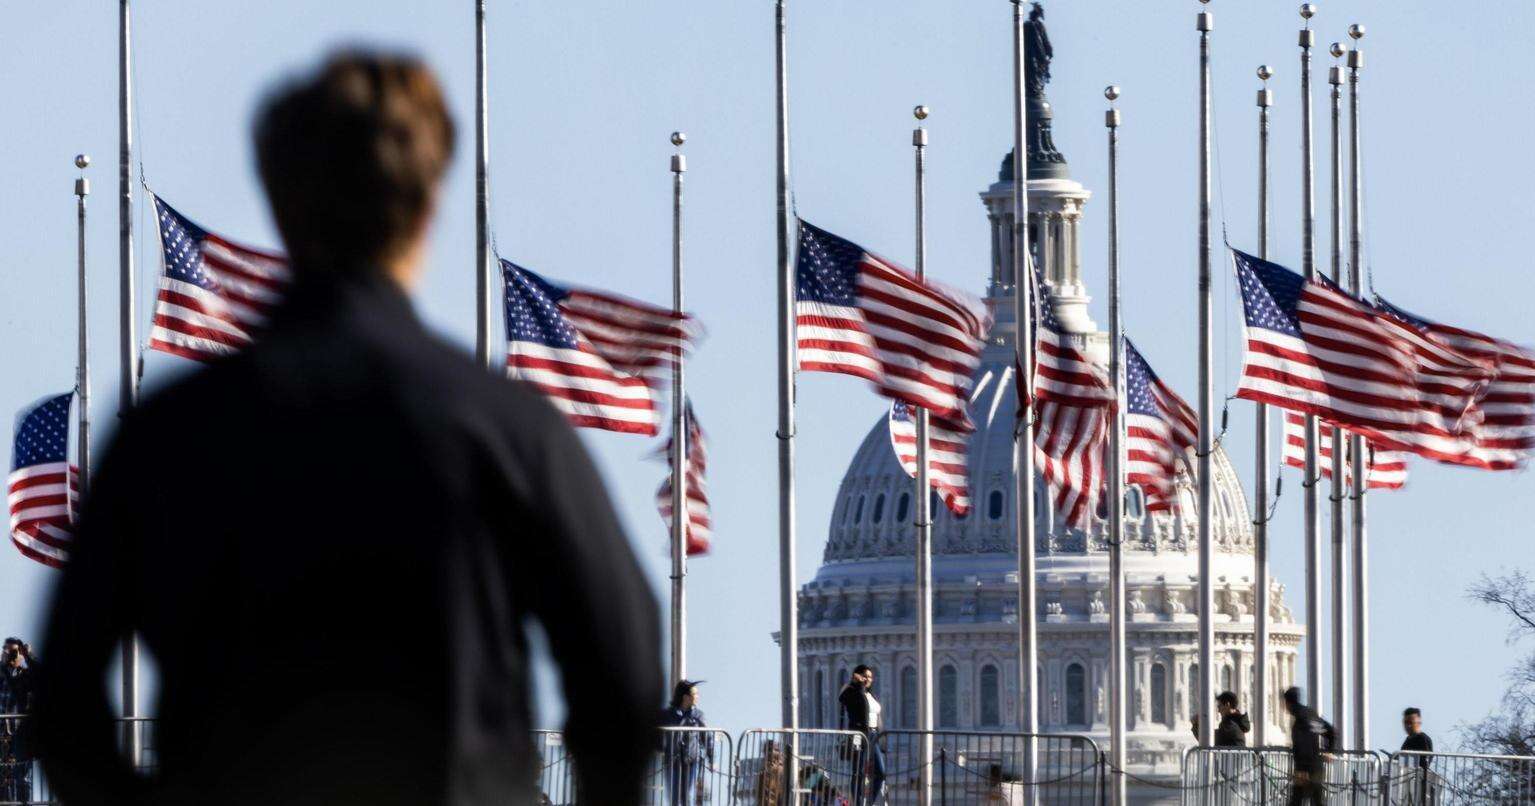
[838,665,885,806]
[1401,707,1435,802]
[1283,687,1336,806]
[659,680,713,806]
[1190,690,1251,747]
[0,638,36,804]
[33,51,662,806]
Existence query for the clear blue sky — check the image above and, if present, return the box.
[2,1,1531,750]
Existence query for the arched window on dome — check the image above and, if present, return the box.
[853,497,865,524]
[896,492,911,523]
[1151,663,1168,726]
[988,490,1005,520]
[938,665,959,727]
[900,666,917,728]
[979,664,1001,727]
[1065,663,1087,726]
[872,494,886,524]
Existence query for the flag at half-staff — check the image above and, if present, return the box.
[1282,411,1407,490]
[1124,340,1198,513]
[888,402,971,516]
[502,259,697,436]
[656,400,711,555]
[1374,296,1535,470]
[8,393,79,568]
[1030,271,1115,529]
[795,220,989,422]
[148,195,291,363]
[1232,248,1492,466]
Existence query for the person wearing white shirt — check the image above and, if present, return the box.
[838,666,886,805]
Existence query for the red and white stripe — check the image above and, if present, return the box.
[656,406,710,555]
[1281,411,1407,490]
[150,233,291,363]
[1125,345,1199,514]
[507,341,660,435]
[887,403,973,516]
[1034,401,1108,530]
[560,289,698,377]
[7,463,77,568]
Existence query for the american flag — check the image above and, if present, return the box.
[1232,249,1490,467]
[1029,270,1114,529]
[887,402,972,516]
[656,401,710,556]
[796,220,989,422]
[149,195,291,362]
[1124,340,1198,513]
[1375,296,1535,471]
[8,393,78,568]
[503,260,694,436]
[1281,411,1408,490]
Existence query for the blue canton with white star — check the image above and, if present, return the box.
[153,197,218,291]
[11,393,72,471]
[796,220,863,306]
[501,260,579,349]
[1232,249,1303,337]
[1124,341,1159,416]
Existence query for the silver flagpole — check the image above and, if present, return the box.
[119,0,141,766]
[1327,41,1349,742]
[474,0,493,370]
[75,155,92,505]
[1297,2,1323,707]
[1346,22,1369,751]
[669,131,688,686]
[1253,65,1273,748]
[1103,85,1127,806]
[1195,0,1215,748]
[1010,3,1039,798]
[912,104,935,806]
[773,0,801,790]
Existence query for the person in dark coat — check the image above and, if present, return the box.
[32,51,662,806]
[658,680,712,805]
[0,639,36,804]
[1283,687,1336,806]
[1191,690,1252,747]
[838,665,885,806]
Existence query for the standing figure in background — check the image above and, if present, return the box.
[659,680,712,805]
[838,665,885,805]
[1283,687,1336,805]
[1191,691,1251,747]
[0,639,36,805]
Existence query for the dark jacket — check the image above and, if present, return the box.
[33,277,663,806]
[838,683,875,734]
[1288,704,1336,774]
[658,707,713,763]
[1192,711,1251,747]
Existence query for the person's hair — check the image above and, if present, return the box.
[670,680,696,710]
[1217,691,1238,708]
[255,50,456,277]
[1403,707,1421,719]
[852,665,872,677]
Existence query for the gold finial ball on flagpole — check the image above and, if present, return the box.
[1300,3,1317,20]
[913,105,929,121]
[1257,65,1274,81]
[670,132,686,147]
[1330,42,1347,58]
[75,154,90,170]
[1104,86,1120,102]
[1348,23,1365,40]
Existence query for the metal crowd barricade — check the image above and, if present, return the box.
[533,729,577,804]
[1181,747,1275,806]
[646,727,734,806]
[880,730,1105,805]
[1385,749,1535,804]
[1314,749,1384,804]
[733,728,866,805]
[0,715,159,806]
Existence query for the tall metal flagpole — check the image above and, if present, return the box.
[1253,65,1274,748]
[1346,22,1370,751]
[912,104,935,806]
[118,0,141,765]
[1327,41,1349,742]
[773,0,801,788]
[1103,85,1127,806]
[1195,0,1216,748]
[1297,2,1323,707]
[75,156,92,505]
[474,0,493,370]
[1010,4,1039,796]
[669,131,688,686]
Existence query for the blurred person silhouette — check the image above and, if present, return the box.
[0,638,36,804]
[658,680,712,805]
[1283,687,1336,806]
[33,51,661,806]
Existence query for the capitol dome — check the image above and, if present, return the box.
[793,16,1302,797]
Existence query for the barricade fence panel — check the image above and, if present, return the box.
[733,728,868,806]
[879,730,1105,806]
[0,716,157,806]
[1184,747,1387,806]
[1386,750,1535,804]
[647,728,734,806]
